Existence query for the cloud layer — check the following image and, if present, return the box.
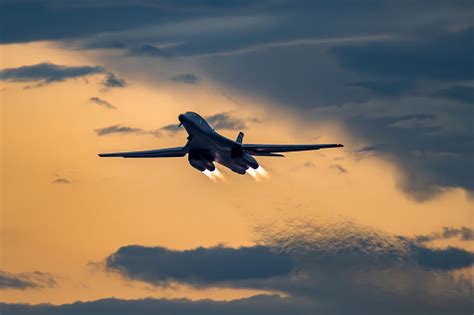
[94,125,144,136]
[0,271,57,290]
[0,62,126,89]
[3,219,472,314]
[0,295,314,315]
[89,97,116,110]
[106,245,292,287]
[99,219,473,314]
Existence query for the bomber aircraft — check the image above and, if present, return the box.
[99,112,343,178]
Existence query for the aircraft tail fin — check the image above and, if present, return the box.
[236,132,244,144]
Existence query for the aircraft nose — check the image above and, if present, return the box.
[178,113,186,123]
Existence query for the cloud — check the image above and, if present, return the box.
[52,178,71,184]
[330,27,474,81]
[415,226,474,243]
[103,73,127,88]
[159,112,249,136]
[95,219,473,314]
[0,219,471,314]
[94,125,144,136]
[0,270,57,290]
[0,1,266,44]
[0,62,127,89]
[206,112,247,130]
[90,97,117,110]
[130,44,175,58]
[0,62,105,86]
[348,80,416,98]
[330,164,348,174]
[106,245,293,287]
[433,85,474,104]
[170,73,200,84]
[0,295,315,315]
[411,245,473,270]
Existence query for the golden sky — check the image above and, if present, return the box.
[1,41,472,306]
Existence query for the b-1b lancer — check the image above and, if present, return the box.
[99,112,343,177]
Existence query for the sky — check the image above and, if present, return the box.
[0,1,473,314]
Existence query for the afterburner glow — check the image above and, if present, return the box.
[202,168,225,181]
[246,167,257,177]
[211,168,225,180]
[255,165,269,178]
[246,167,261,181]
[202,169,216,182]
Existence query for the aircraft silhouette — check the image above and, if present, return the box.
[99,112,343,175]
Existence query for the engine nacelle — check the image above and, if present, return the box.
[233,152,259,169]
[230,165,247,175]
[188,157,215,172]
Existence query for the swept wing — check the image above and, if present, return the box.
[98,146,187,158]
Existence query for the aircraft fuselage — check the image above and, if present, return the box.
[178,112,255,174]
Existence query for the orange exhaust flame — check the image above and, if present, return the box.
[202,169,217,182]
[246,167,261,181]
[211,168,225,181]
[255,165,269,178]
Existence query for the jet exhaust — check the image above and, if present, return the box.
[246,167,259,180]
[201,167,225,181]
[202,169,217,182]
[211,168,225,180]
[246,165,269,181]
[255,165,269,178]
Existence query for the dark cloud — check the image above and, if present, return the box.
[197,28,473,200]
[130,44,175,58]
[52,178,71,184]
[106,245,293,287]
[206,112,247,130]
[330,27,474,81]
[341,109,474,201]
[0,270,57,290]
[255,219,474,272]
[411,245,473,270]
[94,125,144,136]
[170,73,200,84]
[348,80,416,98]
[0,220,471,314]
[0,295,315,315]
[0,62,104,86]
[159,112,249,135]
[89,97,116,110]
[0,63,127,89]
[0,0,267,44]
[415,226,474,243]
[330,164,348,174]
[157,123,181,135]
[97,219,473,314]
[433,85,474,104]
[103,73,127,88]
